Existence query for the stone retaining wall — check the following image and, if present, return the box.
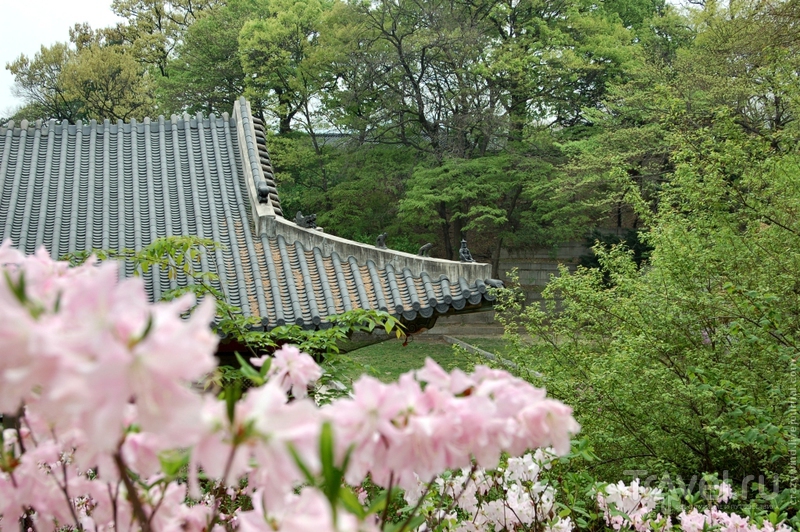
[424,241,592,333]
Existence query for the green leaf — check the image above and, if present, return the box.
[339,485,366,519]
[259,357,273,377]
[235,352,263,384]
[366,488,399,515]
[158,449,189,477]
[319,422,339,504]
[287,442,317,486]
[224,381,241,425]
[4,271,26,304]
[386,515,426,532]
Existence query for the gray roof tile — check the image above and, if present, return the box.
[0,99,496,330]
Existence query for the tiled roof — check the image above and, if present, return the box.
[0,98,495,330]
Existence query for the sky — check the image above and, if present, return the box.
[0,0,123,118]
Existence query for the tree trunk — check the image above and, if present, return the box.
[507,93,527,143]
[276,90,295,134]
[439,201,453,260]
[491,236,504,279]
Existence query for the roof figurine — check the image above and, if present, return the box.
[459,239,475,263]
[0,98,497,344]
[295,210,317,229]
[418,243,433,257]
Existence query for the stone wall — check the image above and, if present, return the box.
[425,241,592,334]
[497,241,589,304]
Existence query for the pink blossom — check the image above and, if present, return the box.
[265,345,323,398]
[0,246,218,466]
[239,487,361,532]
[679,509,712,532]
[190,381,321,503]
[715,481,734,503]
[323,374,409,486]
[326,359,580,491]
[121,432,165,479]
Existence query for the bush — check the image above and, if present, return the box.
[494,121,800,491]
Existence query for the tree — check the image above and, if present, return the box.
[398,144,589,270]
[239,0,333,134]
[5,43,82,122]
[62,43,156,121]
[110,0,222,77]
[497,0,800,485]
[6,27,157,123]
[479,0,642,139]
[323,0,502,158]
[268,135,419,248]
[504,121,800,484]
[158,0,257,114]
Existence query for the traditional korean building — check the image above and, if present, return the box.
[0,98,498,352]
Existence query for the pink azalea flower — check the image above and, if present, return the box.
[266,345,323,398]
[190,381,321,502]
[239,487,355,532]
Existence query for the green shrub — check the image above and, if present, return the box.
[495,121,799,490]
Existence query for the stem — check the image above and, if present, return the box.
[207,443,240,530]
[113,452,152,532]
[12,406,27,455]
[223,305,260,359]
[437,464,478,526]
[505,498,528,532]
[380,472,395,531]
[108,482,120,532]
[146,485,169,530]
[59,452,83,530]
[395,479,435,532]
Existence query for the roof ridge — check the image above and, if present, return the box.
[234,97,287,235]
[249,112,283,217]
[1,112,235,136]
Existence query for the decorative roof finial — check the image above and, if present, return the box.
[459,238,475,263]
[295,210,317,229]
[256,182,269,203]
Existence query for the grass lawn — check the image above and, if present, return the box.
[344,336,512,383]
[457,336,515,358]
[344,337,469,382]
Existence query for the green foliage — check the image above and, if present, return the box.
[6,43,83,122]
[62,42,156,120]
[239,0,332,133]
[110,0,221,77]
[496,132,800,489]
[399,149,590,268]
[269,134,421,244]
[6,33,156,122]
[158,0,258,114]
[490,0,800,485]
